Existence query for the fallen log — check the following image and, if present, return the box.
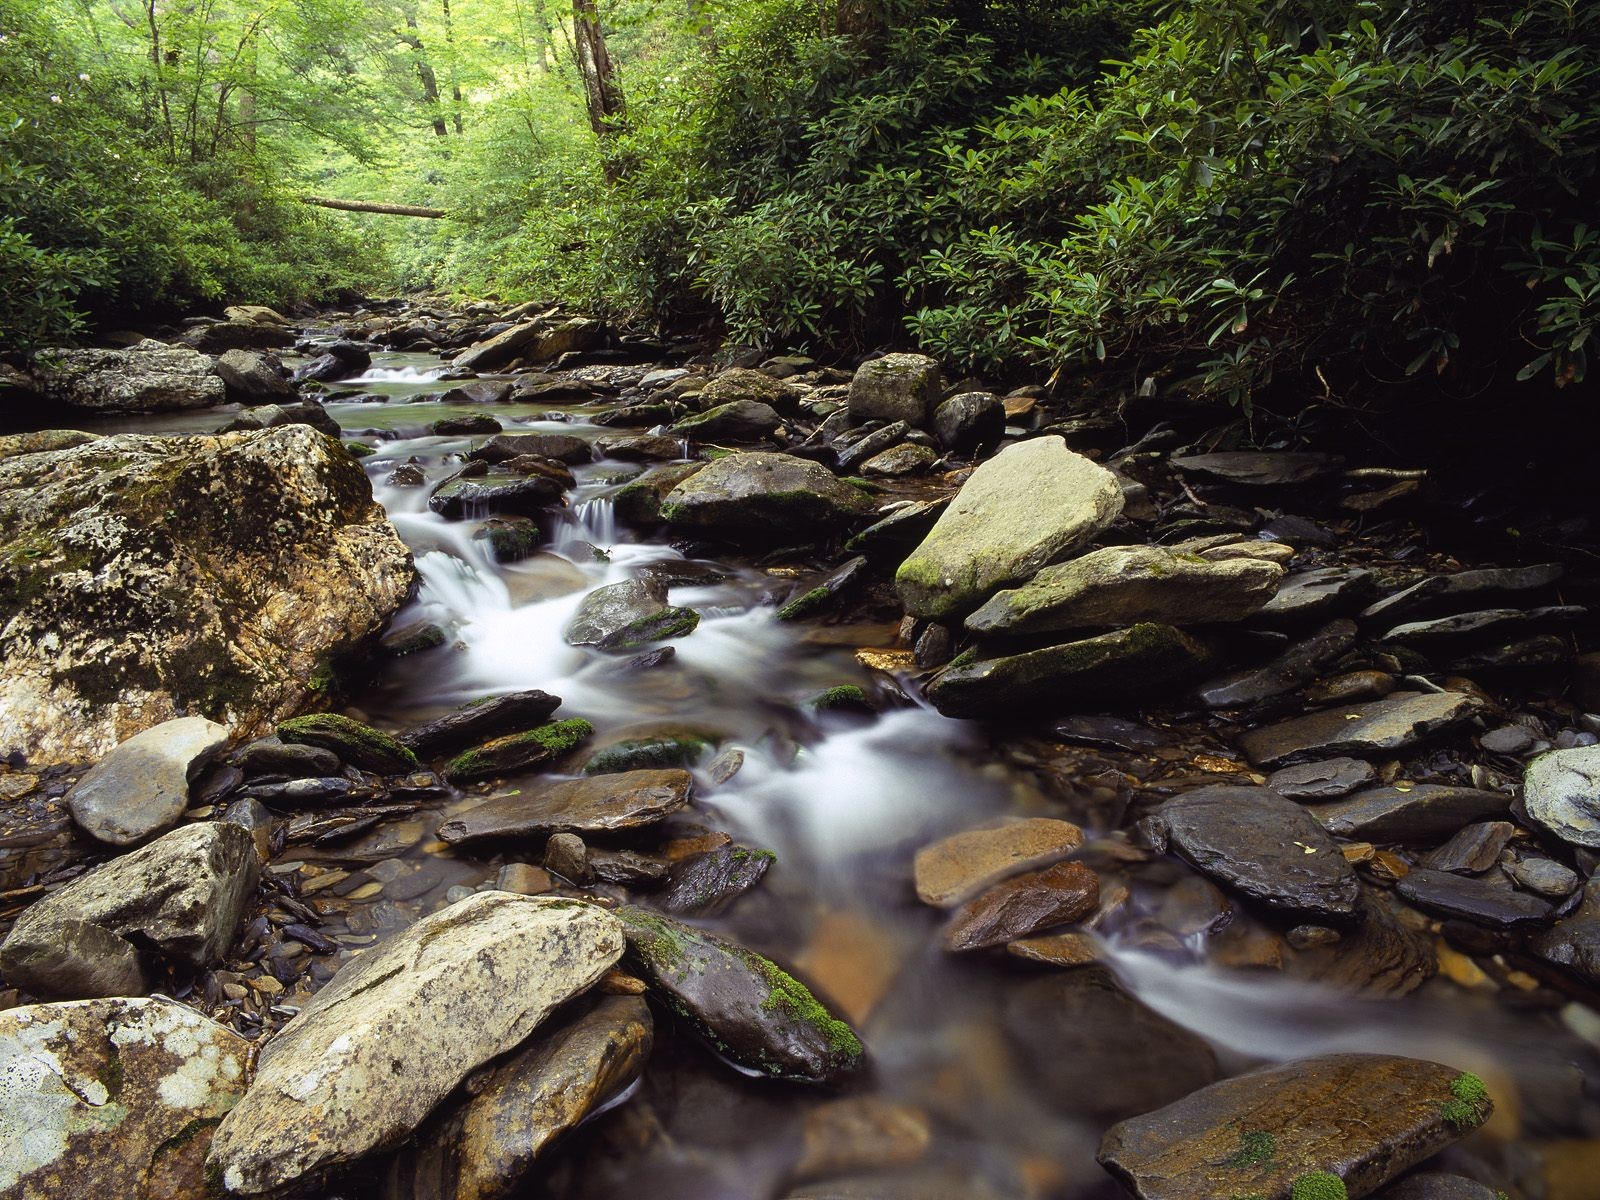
[301,195,447,218]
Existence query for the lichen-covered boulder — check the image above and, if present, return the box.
[0,997,251,1200]
[0,424,415,767]
[27,341,225,413]
[848,353,942,427]
[659,451,875,538]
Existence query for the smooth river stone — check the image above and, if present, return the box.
[1268,757,1377,801]
[1394,868,1553,929]
[1159,786,1360,924]
[1310,784,1511,843]
[64,715,229,845]
[1521,745,1600,849]
[208,894,624,1196]
[941,860,1100,951]
[0,997,250,1200]
[436,768,692,845]
[399,689,563,755]
[1237,691,1485,767]
[385,995,652,1200]
[1097,1053,1492,1200]
[913,817,1085,907]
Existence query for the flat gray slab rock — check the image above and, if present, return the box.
[1097,1053,1491,1200]
[1238,692,1485,767]
[926,624,1209,719]
[1260,567,1376,623]
[896,436,1124,620]
[0,997,250,1200]
[1310,784,1511,843]
[1395,868,1552,929]
[965,544,1282,636]
[1268,757,1377,801]
[0,821,259,998]
[436,768,692,845]
[208,893,623,1196]
[1159,786,1360,923]
[1170,450,1344,486]
[1521,745,1600,849]
[1361,563,1565,624]
[65,715,229,845]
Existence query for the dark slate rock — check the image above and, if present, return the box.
[941,860,1099,951]
[1171,451,1344,486]
[241,777,374,807]
[469,432,594,465]
[431,413,502,436]
[1311,785,1511,843]
[400,689,562,755]
[1395,868,1553,928]
[1267,758,1377,802]
[1360,563,1565,624]
[835,421,910,473]
[1381,605,1584,647]
[1159,786,1360,923]
[776,555,870,621]
[1531,878,1600,986]
[932,392,1004,456]
[657,845,775,916]
[1421,821,1516,874]
[1097,1053,1491,1200]
[618,907,864,1084]
[436,769,691,845]
[428,472,565,519]
[843,499,947,559]
[1194,619,1357,709]
[1237,691,1485,768]
[1257,567,1376,624]
[1373,1173,1501,1200]
[1004,967,1218,1123]
[590,848,671,888]
[1449,633,1573,674]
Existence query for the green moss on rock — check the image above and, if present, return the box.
[443,717,595,782]
[1289,1173,1347,1200]
[277,712,418,773]
[749,953,864,1066]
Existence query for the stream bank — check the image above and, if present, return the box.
[1,300,1598,1200]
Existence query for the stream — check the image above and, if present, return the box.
[45,347,1600,1199]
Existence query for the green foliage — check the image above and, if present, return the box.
[1290,1174,1348,1200]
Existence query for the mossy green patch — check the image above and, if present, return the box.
[1442,1071,1492,1129]
[278,712,418,773]
[583,735,710,775]
[776,585,832,621]
[443,717,595,781]
[1224,1130,1277,1171]
[1289,1173,1346,1200]
[748,952,864,1066]
[806,684,872,713]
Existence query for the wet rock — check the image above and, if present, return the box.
[278,712,418,773]
[1450,633,1572,675]
[659,451,874,538]
[913,817,1085,907]
[1237,691,1485,768]
[474,515,543,562]
[1097,1053,1491,1200]
[564,579,700,651]
[584,734,712,774]
[942,860,1100,951]
[932,391,1004,456]
[926,624,1211,718]
[1305,669,1398,706]
[0,425,414,767]
[1268,758,1377,801]
[1395,868,1552,928]
[387,463,427,487]
[1051,714,1168,750]
[1004,967,1218,1122]
[437,768,691,845]
[835,421,910,473]
[862,443,937,476]
[400,689,562,756]
[381,619,447,657]
[385,995,652,1200]
[0,822,259,998]
[1373,1173,1500,1200]
[1381,605,1584,647]
[441,718,594,783]
[1504,853,1578,899]
[1005,930,1101,967]
[29,342,225,413]
[1294,892,1435,997]
[1159,786,1360,923]
[1170,450,1345,486]
[236,735,342,777]
[215,348,296,403]
[848,353,941,427]
[595,433,683,462]
[843,499,947,559]
[791,1096,931,1185]
[472,431,595,466]
[1258,567,1376,624]
[776,555,870,621]
[896,436,1124,620]
[1195,619,1358,709]
[295,349,368,383]
[208,894,624,1197]
[670,399,782,442]
[1521,745,1600,849]
[428,471,565,519]
[495,862,553,895]
[62,715,228,845]
[1422,822,1515,874]
[1360,563,1565,625]
[0,997,250,1200]
[431,412,502,436]
[544,832,595,884]
[659,844,775,915]
[618,906,864,1084]
[1312,784,1510,843]
[243,776,373,807]
[1531,878,1600,986]
[591,848,671,888]
[441,379,514,405]
[452,321,542,371]
[966,544,1282,637]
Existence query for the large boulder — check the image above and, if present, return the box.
[966,544,1283,636]
[28,342,224,413]
[215,348,297,403]
[64,716,229,845]
[896,436,1124,620]
[0,424,415,767]
[0,997,251,1200]
[208,893,624,1196]
[564,579,700,651]
[0,822,260,999]
[659,451,875,538]
[848,353,942,427]
[1521,745,1600,849]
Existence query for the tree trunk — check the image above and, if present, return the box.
[302,196,447,218]
[441,0,465,133]
[572,0,624,137]
[400,14,450,137]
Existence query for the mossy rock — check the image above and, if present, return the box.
[617,906,863,1084]
[805,684,875,714]
[278,713,419,774]
[583,735,712,776]
[443,718,595,782]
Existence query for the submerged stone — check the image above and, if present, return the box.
[913,818,1085,907]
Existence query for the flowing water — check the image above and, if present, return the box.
[47,350,1600,1197]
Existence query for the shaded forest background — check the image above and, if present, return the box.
[1,0,1596,414]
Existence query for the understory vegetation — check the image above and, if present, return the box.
[2,0,1596,412]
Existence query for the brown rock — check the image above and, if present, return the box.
[437,769,692,846]
[792,1097,931,1185]
[913,818,1085,907]
[1006,931,1100,967]
[942,861,1099,951]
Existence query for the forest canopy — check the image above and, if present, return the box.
[1,0,1595,411]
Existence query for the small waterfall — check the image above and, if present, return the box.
[344,365,443,384]
[552,497,618,554]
